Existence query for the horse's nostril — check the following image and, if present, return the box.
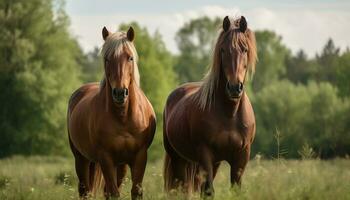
[112,88,117,97]
[238,82,243,92]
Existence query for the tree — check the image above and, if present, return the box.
[174,17,221,83]
[0,0,83,157]
[335,49,350,97]
[284,50,317,84]
[252,31,290,92]
[315,39,340,83]
[80,47,103,83]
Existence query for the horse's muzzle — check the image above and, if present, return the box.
[226,82,243,99]
[112,88,129,104]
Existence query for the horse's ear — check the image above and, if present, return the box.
[127,26,135,42]
[239,16,247,33]
[223,16,230,32]
[102,26,110,41]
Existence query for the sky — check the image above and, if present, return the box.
[65,0,350,57]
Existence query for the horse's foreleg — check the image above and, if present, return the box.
[116,164,128,188]
[100,156,119,199]
[130,148,147,200]
[229,147,250,187]
[198,148,214,199]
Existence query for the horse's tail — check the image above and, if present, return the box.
[163,126,201,193]
[163,152,174,191]
[90,163,105,196]
[164,152,200,193]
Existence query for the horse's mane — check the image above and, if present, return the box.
[193,17,258,111]
[100,31,140,91]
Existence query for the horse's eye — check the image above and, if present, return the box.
[128,56,134,62]
[243,48,248,53]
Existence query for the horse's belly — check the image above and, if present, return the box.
[68,102,97,160]
[166,119,199,161]
[69,122,96,160]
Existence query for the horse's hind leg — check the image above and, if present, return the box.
[164,134,191,193]
[69,138,91,198]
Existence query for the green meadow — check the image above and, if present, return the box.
[0,156,349,200]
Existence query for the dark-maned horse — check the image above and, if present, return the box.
[67,27,156,199]
[163,16,257,198]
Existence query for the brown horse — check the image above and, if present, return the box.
[67,27,156,199]
[163,16,257,198]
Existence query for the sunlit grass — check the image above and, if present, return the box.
[0,156,349,200]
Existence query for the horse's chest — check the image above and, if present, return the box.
[211,127,244,150]
[95,124,147,161]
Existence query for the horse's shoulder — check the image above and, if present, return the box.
[135,87,156,117]
[238,93,256,145]
[240,93,255,125]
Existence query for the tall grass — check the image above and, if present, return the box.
[0,156,349,199]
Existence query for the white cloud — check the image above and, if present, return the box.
[68,5,350,57]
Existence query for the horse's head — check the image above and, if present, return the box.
[101,26,139,106]
[218,16,257,101]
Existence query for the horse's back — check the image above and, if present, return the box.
[164,82,200,116]
[68,82,99,115]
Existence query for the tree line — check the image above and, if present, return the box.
[0,0,349,159]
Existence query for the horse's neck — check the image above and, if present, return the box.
[215,73,242,118]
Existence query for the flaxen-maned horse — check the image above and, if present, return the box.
[67,27,156,199]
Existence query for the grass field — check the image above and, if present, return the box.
[0,156,349,200]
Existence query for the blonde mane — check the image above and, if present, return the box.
[194,17,258,110]
[100,31,140,89]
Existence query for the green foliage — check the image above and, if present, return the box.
[174,17,221,83]
[335,49,350,97]
[252,30,290,92]
[315,39,340,83]
[253,81,350,158]
[0,0,82,157]
[80,47,103,83]
[284,50,318,84]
